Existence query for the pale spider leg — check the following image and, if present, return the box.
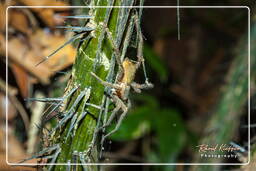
[105,98,130,138]
[90,72,121,89]
[100,98,131,158]
[93,1,114,71]
[85,96,106,158]
[84,102,103,110]
[98,97,110,158]
[98,96,121,131]
[130,82,154,93]
[99,96,122,158]
[103,24,124,72]
[120,14,135,62]
[134,12,150,84]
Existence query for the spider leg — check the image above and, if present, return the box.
[131,82,154,93]
[99,97,131,158]
[90,72,121,89]
[97,96,122,131]
[134,12,151,84]
[101,23,124,73]
[103,98,130,139]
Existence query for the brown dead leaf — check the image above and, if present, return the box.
[18,0,69,7]
[10,63,30,98]
[0,29,76,84]
[9,9,31,34]
[18,0,69,27]
[0,34,52,84]
[0,3,5,32]
[30,29,76,71]
[0,126,37,170]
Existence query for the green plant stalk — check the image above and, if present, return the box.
[192,23,256,171]
[48,0,138,170]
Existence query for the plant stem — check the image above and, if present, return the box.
[49,0,139,170]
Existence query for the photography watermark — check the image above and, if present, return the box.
[196,144,241,159]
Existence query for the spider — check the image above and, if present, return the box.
[90,14,153,141]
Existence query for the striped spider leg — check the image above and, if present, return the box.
[90,12,153,148]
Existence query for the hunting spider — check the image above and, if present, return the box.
[90,14,153,143]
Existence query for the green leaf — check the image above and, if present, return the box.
[144,44,168,82]
[152,108,186,163]
[132,93,159,109]
[108,106,152,141]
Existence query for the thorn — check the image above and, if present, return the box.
[35,34,82,67]
[25,97,63,102]
[59,15,93,19]
[56,26,95,32]
[19,144,60,163]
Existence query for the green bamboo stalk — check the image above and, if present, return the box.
[45,0,140,170]
[191,23,255,171]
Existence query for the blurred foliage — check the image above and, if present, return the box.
[144,44,169,82]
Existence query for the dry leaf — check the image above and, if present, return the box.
[0,126,37,170]
[0,3,5,32]
[9,9,31,34]
[2,35,52,84]
[18,0,69,27]
[0,29,76,84]
[30,29,76,71]
[10,63,30,98]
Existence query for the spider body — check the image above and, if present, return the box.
[115,58,138,101]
